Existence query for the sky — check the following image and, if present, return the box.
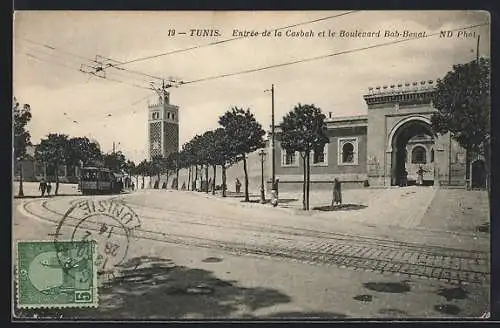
[13,10,490,163]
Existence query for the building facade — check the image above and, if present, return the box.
[148,91,179,161]
[270,80,486,191]
[13,145,80,183]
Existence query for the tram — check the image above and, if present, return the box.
[79,167,123,195]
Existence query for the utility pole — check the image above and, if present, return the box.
[271,84,275,186]
[476,35,480,63]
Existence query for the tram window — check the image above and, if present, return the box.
[100,171,110,181]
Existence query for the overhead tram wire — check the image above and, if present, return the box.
[17,37,163,82]
[107,11,360,68]
[180,22,490,86]
[16,41,157,86]
[22,52,151,91]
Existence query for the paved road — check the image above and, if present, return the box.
[18,187,490,284]
[12,186,490,319]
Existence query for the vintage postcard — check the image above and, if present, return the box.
[12,10,491,320]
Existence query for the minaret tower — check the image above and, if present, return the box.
[148,81,179,160]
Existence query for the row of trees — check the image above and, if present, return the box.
[174,107,266,201]
[34,133,135,195]
[170,104,329,210]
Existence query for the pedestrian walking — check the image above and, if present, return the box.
[196,178,201,192]
[235,178,241,193]
[208,178,213,192]
[181,181,186,190]
[131,182,135,191]
[39,178,47,197]
[416,165,427,186]
[331,178,342,208]
[271,178,279,207]
[46,181,52,196]
[400,169,408,187]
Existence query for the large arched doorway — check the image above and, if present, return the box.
[471,159,487,189]
[389,117,436,186]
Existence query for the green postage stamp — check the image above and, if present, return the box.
[16,240,98,308]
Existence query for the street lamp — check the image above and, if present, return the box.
[17,157,24,197]
[259,149,266,204]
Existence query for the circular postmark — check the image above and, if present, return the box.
[54,198,141,279]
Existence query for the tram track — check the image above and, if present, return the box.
[19,197,490,285]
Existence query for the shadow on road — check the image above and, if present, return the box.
[13,194,81,199]
[434,304,461,315]
[256,311,349,319]
[14,256,300,320]
[476,222,490,233]
[244,198,298,204]
[313,204,368,212]
[437,286,469,301]
[362,281,411,294]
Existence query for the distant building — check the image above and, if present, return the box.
[148,90,179,161]
[269,80,487,191]
[13,145,79,183]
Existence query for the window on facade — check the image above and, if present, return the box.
[167,112,171,119]
[313,145,326,164]
[152,112,160,120]
[282,149,296,166]
[172,113,175,120]
[342,143,354,163]
[431,148,434,163]
[411,146,427,164]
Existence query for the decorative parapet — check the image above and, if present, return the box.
[363,80,436,106]
[148,103,163,109]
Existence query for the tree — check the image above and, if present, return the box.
[212,128,238,197]
[125,159,136,188]
[136,159,149,189]
[219,107,266,202]
[179,141,195,191]
[102,151,127,172]
[165,151,180,190]
[280,104,329,210]
[431,57,490,190]
[13,97,32,197]
[150,155,166,189]
[35,133,70,195]
[67,137,102,167]
[200,130,216,193]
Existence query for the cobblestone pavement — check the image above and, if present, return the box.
[18,187,490,286]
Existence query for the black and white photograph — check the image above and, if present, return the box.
[12,10,491,320]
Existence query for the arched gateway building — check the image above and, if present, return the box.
[270,80,485,190]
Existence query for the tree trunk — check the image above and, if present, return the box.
[302,155,306,210]
[306,152,311,211]
[176,167,180,190]
[212,165,217,195]
[466,148,472,191]
[222,164,227,197]
[205,165,209,193]
[55,163,60,195]
[194,165,199,190]
[18,161,24,197]
[484,143,491,205]
[187,166,192,191]
[243,154,249,202]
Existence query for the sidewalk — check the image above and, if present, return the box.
[12,181,80,198]
[168,187,490,252]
